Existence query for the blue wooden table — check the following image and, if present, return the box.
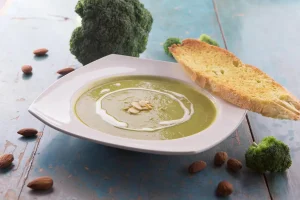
[0,0,299,199]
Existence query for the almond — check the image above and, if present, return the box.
[0,154,14,169]
[27,176,53,190]
[128,107,140,114]
[188,160,207,174]
[57,67,74,75]
[216,181,233,197]
[33,48,48,56]
[214,151,228,166]
[138,100,149,107]
[17,128,38,137]
[131,102,143,110]
[227,158,242,172]
[21,65,32,74]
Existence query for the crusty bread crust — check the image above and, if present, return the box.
[169,39,300,120]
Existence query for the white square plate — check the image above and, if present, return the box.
[29,54,246,155]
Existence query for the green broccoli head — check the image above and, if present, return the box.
[163,38,181,57]
[245,136,292,173]
[70,0,153,65]
[199,34,219,47]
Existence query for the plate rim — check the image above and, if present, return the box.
[28,54,247,155]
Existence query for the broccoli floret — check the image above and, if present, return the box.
[199,34,219,47]
[163,38,181,57]
[245,136,292,173]
[70,0,153,65]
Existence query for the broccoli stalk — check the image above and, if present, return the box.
[163,38,181,57]
[70,0,153,65]
[252,142,258,147]
[245,136,292,173]
[199,34,219,47]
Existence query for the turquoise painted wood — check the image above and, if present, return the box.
[0,0,80,199]
[0,0,271,199]
[21,122,269,200]
[214,0,300,199]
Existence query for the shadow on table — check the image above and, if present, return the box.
[28,124,268,200]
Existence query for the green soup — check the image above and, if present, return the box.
[75,76,217,140]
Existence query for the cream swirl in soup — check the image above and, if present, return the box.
[75,76,216,140]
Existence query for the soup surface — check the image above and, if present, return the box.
[75,76,217,140]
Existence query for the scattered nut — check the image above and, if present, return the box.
[57,67,75,75]
[123,106,130,111]
[188,160,207,174]
[17,128,38,137]
[124,100,153,113]
[146,103,153,109]
[216,181,233,197]
[128,107,140,114]
[141,104,152,110]
[131,102,143,110]
[227,158,242,172]
[141,106,148,110]
[138,100,149,107]
[21,65,32,74]
[27,176,53,190]
[0,154,14,169]
[214,151,228,166]
[33,48,48,56]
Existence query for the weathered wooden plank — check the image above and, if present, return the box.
[21,122,269,200]
[0,0,79,199]
[214,0,300,199]
[0,15,47,198]
[17,0,270,199]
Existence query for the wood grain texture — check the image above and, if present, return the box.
[140,0,226,61]
[214,0,300,199]
[21,122,270,200]
[15,0,270,199]
[0,0,80,199]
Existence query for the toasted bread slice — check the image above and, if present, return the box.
[169,39,300,120]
